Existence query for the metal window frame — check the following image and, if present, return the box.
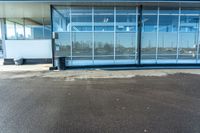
[92,6,95,64]
[137,5,142,65]
[156,7,160,63]
[114,6,116,63]
[70,7,73,64]
[176,7,181,63]
[196,15,200,62]
[135,6,138,64]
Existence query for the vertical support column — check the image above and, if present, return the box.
[176,7,181,64]
[50,5,55,67]
[196,15,200,63]
[114,6,116,63]
[92,6,95,65]
[137,5,143,65]
[156,7,160,63]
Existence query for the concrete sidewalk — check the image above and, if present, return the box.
[0,63,200,80]
[0,63,51,72]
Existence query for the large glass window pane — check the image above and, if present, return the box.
[15,19,24,39]
[54,32,71,58]
[71,15,92,31]
[94,32,114,60]
[94,7,114,14]
[53,7,70,32]
[6,20,16,39]
[71,7,92,31]
[115,6,137,64]
[116,7,136,14]
[94,7,114,31]
[25,18,44,39]
[116,15,136,32]
[71,7,92,14]
[159,7,179,15]
[179,16,199,61]
[141,15,158,63]
[6,19,24,40]
[72,32,92,60]
[116,32,136,60]
[143,7,158,15]
[181,7,200,15]
[158,15,178,62]
[44,18,51,39]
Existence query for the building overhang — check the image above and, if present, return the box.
[0,0,199,18]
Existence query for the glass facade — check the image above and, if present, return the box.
[52,5,200,66]
[6,18,51,40]
[53,6,138,66]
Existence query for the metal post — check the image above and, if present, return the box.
[156,7,160,63]
[196,15,200,63]
[70,7,72,65]
[50,5,55,67]
[92,6,94,65]
[137,5,143,65]
[135,6,138,64]
[176,7,181,64]
[114,6,116,63]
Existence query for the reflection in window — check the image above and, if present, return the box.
[54,32,71,58]
[16,23,24,39]
[181,7,200,15]
[159,15,178,32]
[71,7,92,32]
[25,18,43,39]
[6,20,16,39]
[71,15,92,31]
[52,7,70,32]
[71,7,92,14]
[6,19,24,39]
[94,7,114,31]
[158,15,179,61]
[159,7,179,15]
[94,32,114,60]
[44,18,51,39]
[6,18,51,40]
[116,33,136,60]
[116,7,136,14]
[116,15,136,32]
[72,32,92,60]
[142,15,157,61]
[179,16,199,60]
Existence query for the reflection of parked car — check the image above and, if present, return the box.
[165,48,174,52]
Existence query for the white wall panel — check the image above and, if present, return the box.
[5,40,52,59]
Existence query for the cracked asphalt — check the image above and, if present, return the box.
[0,73,200,133]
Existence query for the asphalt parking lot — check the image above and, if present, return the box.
[0,72,200,133]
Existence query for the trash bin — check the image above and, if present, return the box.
[57,57,66,70]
